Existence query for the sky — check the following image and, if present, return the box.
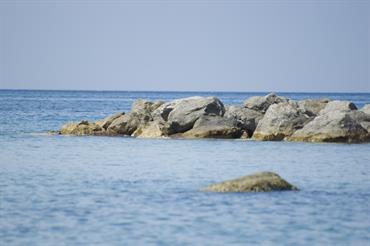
[0,0,369,92]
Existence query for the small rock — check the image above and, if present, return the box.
[203,172,298,192]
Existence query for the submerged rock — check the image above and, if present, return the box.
[288,110,369,143]
[243,93,288,113]
[252,101,311,141]
[203,172,298,192]
[182,115,242,139]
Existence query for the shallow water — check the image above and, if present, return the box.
[0,90,370,245]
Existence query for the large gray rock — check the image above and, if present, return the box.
[96,112,125,129]
[60,120,104,136]
[182,115,242,139]
[360,104,370,115]
[252,101,311,141]
[243,93,288,113]
[288,110,369,143]
[319,100,357,115]
[202,172,298,192]
[297,99,329,117]
[224,106,264,136]
[153,96,225,134]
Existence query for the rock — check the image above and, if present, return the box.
[243,93,288,113]
[132,121,168,138]
[224,106,264,136]
[349,110,370,133]
[106,99,164,135]
[182,115,242,139]
[60,120,103,135]
[297,99,329,117]
[107,113,141,135]
[252,101,311,141]
[288,110,369,143]
[319,100,357,115]
[202,172,298,192]
[96,112,125,129]
[360,104,370,115]
[131,99,164,115]
[153,96,225,134]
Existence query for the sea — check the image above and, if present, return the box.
[0,90,369,246]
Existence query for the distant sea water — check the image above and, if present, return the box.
[0,90,369,245]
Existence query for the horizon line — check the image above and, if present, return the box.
[0,88,369,94]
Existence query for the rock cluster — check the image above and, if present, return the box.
[56,93,370,143]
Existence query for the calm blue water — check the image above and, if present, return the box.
[1,90,370,245]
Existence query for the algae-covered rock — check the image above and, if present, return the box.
[203,172,298,192]
[60,120,103,135]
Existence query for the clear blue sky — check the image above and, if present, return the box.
[1,0,369,92]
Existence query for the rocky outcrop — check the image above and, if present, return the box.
[224,106,263,136]
[202,172,298,192]
[288,110,369,143]
[56,93,370,143]
[243,93,288,113]
[182,115,242,139]
[252,101,312,141]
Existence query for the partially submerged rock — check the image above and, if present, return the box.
[60,120,103,135]
[203,172,298,192]
[252,101,311,141]
[243,93,288,113]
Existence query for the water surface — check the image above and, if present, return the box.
[0,90,369,245]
